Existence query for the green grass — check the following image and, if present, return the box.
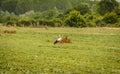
[0,26,120,74]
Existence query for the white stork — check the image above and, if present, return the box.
[54,35,62,44]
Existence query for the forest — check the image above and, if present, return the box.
[0,0,120,27]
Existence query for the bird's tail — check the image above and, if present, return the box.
[54,40,58,44]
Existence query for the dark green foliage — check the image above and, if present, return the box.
[65,10,86,27]
[38,18,64,27]
[6,21,16,26]
[43,20,54,27]
[84,13,97,27]
[18,20,31,27]
[74,3,91,15]
[30,12,42,20]
[15,0,33,14]
[17,15,36,27]
[114,7,120,17]
[97,0,119,15]
[95,19,106,27]
[0,0,120,27]
[0,0,96,15]
[0,0,79,15]
[0,11,18,24]
[1,0,18,13]
[52,18,64,27]
[41,8,60,20]
[102,12,118,24]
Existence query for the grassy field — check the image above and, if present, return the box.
[0,26,120,74]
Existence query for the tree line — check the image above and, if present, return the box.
[0,0,120,27]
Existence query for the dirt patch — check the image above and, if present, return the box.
[4,30,16,34]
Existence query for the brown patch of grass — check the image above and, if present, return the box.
[4,30,16,34]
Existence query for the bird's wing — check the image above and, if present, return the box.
[57,37,62,41]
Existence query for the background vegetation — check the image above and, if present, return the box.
[0,0,120,27]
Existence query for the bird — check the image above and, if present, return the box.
[54,35,62,44]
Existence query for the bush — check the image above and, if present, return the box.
[18,20,31,27]
[107,18,120,27]
[52,18,64,27]
[17,16,37,27]
[102,12,118,24]
[84,13,102,27]
[114,7,120,18]
[6,21,16,26]
[38,20,54,27]
[74,3,90,15]
[65,10,86,27]
[94,16,106,27]
[95,19,106,27]
[0,11,18,24]
[38,19,64,27]
[86,21,96,27]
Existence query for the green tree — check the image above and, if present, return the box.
[74,3,90,15]
[41,7,60,20]
[102,12,118,24]
[15,0,33,14]
[65,10,86,27]
[97,0,119,15]
[0,0,4,9]
[114,6,120,17]
[0,11,18,23]
[1,0,18,13]
[52,18,64,27]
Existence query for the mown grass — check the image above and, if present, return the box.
[0,26,120,74]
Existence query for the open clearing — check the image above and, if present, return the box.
[0,26,120,74]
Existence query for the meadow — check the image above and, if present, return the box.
[0,26,120,74]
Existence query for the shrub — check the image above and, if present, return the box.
[19,20,31,26]
[74,3,90,15]
[6,21,16,26]
[95,19,105,27]
[65,10,86,27]
[84,13,102,27]
[52,18,64,27]
[38,20,54,27]
[17,16,36,27]
[102,12,118,24]
[93,16,106,27]
[38,18,64,27]
[0,12,18,24]
[107,18,120,27]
